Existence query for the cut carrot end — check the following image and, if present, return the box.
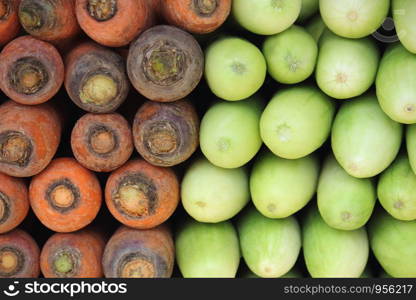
[193,0,218,16]
[10,58,49,95]
[0,132,32,167]
[120,258,155,278]
[0,195,5,222]
[50,185,75,208]
[144,43,185,86]
[80,74,118,106]
[87,0,117,21]
[117,185,150,217]
[53,252,75,275]
[19,9,42,30]
[145,122,178,155]
[90,129,116,154]
[0,248,21,275]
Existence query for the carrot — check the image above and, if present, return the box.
[127,25,204,102]
[29,157,102,233]
[71,113,133,172]
[105,159,179,229]
[40,228,105,278]
[0,0,21,46]
[75,0,152,47]
[65,41,130,113]
[0,229,40,278]
[102,224,174,278]
[161,0,232,34]
[0,173,29,234]
[18,0,80,45]
[0,36,64,105]
[0,101,62,177]
[133,99,199,167]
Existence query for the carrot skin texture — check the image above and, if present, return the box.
[71,113,134,172]
[127,25,204,102]
[105,159,180,229]
[75,0,151,47]
[0,36,64,105]
[161,0,232,34]
[0,0,21,46]
[29,157,102,233]
[0,173,29,234]
[64,41,130,113]
[0,229,40,278]
[18,0,81,44]
[40,229,105,278]
[0,101,62,177]
[133,99,199,167]
[102,225,174,278]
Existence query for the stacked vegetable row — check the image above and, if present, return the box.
[0,0,415,279]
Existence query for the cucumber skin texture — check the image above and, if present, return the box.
[318,154,376,230]
[181,158,249,223]
[250,151,319,219]
[175,220,240,278]
[331,94,403,178]
[376,44,416,124]
[369,210,416,277]
[260,86,335,159]
[237,208,301,278]
[303,207,369,278]
[393,0,416,54]
[263,25,318,84]
[377,154,416,221]
[316,32,380,99]
[306,15,326,42]
[319,0,390,39]
[232,0,302,35]
[200,97,263,169]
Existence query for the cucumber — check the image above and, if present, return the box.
[319,0,390,38]
[377,154,416,221]
[260,86,335,159]
[406,124,416,173]
[331,94,403,178]
[263,25,318,84]
[303,207,369,278]
[376,44,416,124]
[393,0,416,54]
[200,97,263,169]
[250,151,319,218]
[298,0,319,22]
[318,154,376,230]
[175,219,240,278]
[369,210,416,277]
[237,207,301,278]
[316,30,380,99]
[305,15,326,42]
[181,158,249,223]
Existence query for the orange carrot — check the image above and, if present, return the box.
[133,99,199,167]
[29,157,102,233]
[0,36,64,105]
[71,113,133,172]
[0,173,29,234]
[102,224,174,278]
[40,228,105,278]
[18,0,81,45]
[0,0,21,46]
[0,101,62,177]
[105,159,179,229]
[0,228,40,278]
[127,25,204,102]
[64,41,129,113]
[161,0,231,34]
[75,0,152,47]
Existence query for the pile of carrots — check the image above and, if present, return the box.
[0,0,231,278]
